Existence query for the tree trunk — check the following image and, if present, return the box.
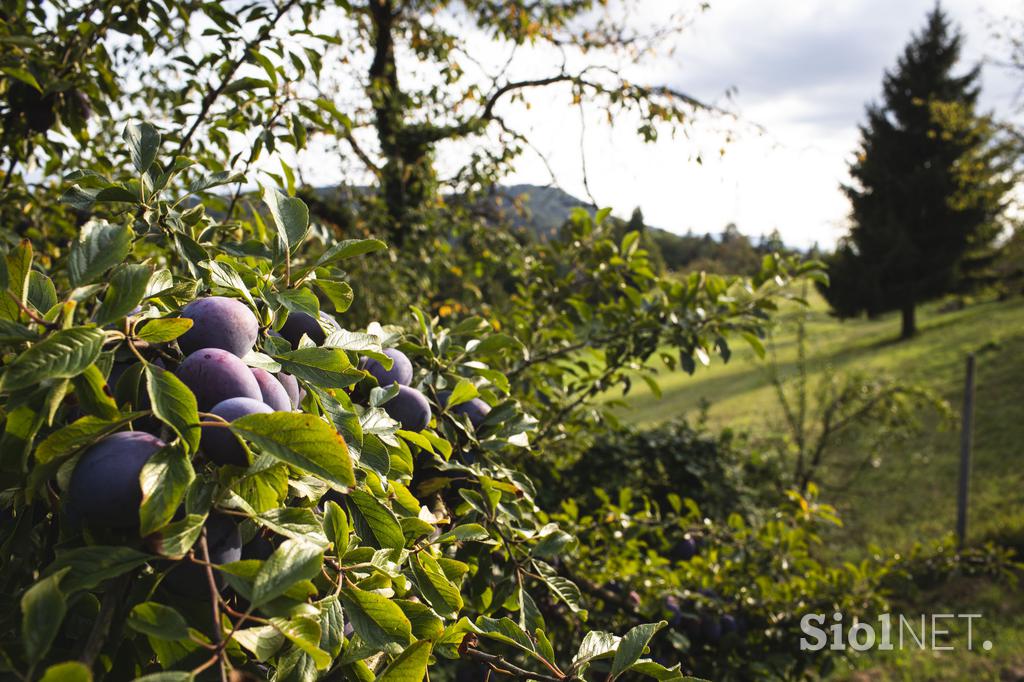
[900,303,917,340]
[367,0,436,246]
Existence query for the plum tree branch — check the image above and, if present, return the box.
[78,574,131,667]
[198,532,229,682]
[173,0,299,160]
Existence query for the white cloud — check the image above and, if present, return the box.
[492,0,1022,248]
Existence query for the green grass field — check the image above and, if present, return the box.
[617,292,1024,679]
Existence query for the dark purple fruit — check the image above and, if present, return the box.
[277,372,301,409]
[241,533,275,561]
[721,614,738,636]
[201,397,272,466]
[179,296,259,358]
[383,385,431,432]
[673,536,697,561]
[278,312,325,349]
[439,391,491,428]
[250,368,291,412]
[175,348,262,411]
[701,614,722,643]
[361,348,413,387]
[68,432,165,527]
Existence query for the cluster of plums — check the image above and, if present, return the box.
[66,295,494,594]
[664,592,744,646]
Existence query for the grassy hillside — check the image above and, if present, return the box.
[617,292,1024,678]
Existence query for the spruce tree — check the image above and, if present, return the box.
[822,4,1015,338]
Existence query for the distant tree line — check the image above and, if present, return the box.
[619,207,806,277]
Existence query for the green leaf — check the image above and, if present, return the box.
[315,280,353,313]
[444,379,478,408]
[231,412,355,488]
[410,552,463,619]
[395,600,444,640]
[315,239,387,268]
[124,122,161,174]
[146,364,200,452]
[0,327,104,392]
[276,287,320,317]
[610,622,667,679]
[27,271,57,314]
[319,596,345,658]
[22,569,68,664]
[139,444,195,536]
[0,319,38,343]
[435,524,491,544]
[341,584,412,651]
[134,673,194,682]
[234,625,285,662]
[323,500,351,556]
[276,347,361,389]
[38,661,93,682]
[573,630,619,669]
[223,77,272,94]
[375,639,432,682]
[269,616,331,670]
[70,364,119,419]
[0,240,32,321]
[95,264,152,326]
[349,489,405,550]
[263,186,309,253]
[153,513,205,559]
[533,560,586,616]
[251,538,324,607]
[67,221,132,287]
[127,602,190,641]
[136,318,193,343]
[34,414,138,464]
[1,66,42,92]
[626,660,692,681]
[47,546,150,593]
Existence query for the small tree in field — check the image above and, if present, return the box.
[822,5,1016,339]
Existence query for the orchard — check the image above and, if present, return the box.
[0,124,715,681]
[4,2,1018,680]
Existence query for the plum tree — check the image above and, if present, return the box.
[68,432,165,528]
[383,385,431,431]
[361,348,413,386]
[178,296,259,358]
[201,397,274,466]
[250,368,292,412]
[162,513,243,594]
[175,348,262,411]
[439,390,491,428]
[276,372,302,409]
[278,311,325,349]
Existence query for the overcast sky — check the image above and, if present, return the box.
[491,0,1022,248]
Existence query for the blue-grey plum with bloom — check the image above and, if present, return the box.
[176,348,262,411]
[277,372,301,409]
[278,312,325,349]
[439,390,491,428]
[362,348,413,386]
[69,431,165,527]
[201,397,273,466]
[384,385,431,431]
[178,296,259,358]
[250,367,292,412]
